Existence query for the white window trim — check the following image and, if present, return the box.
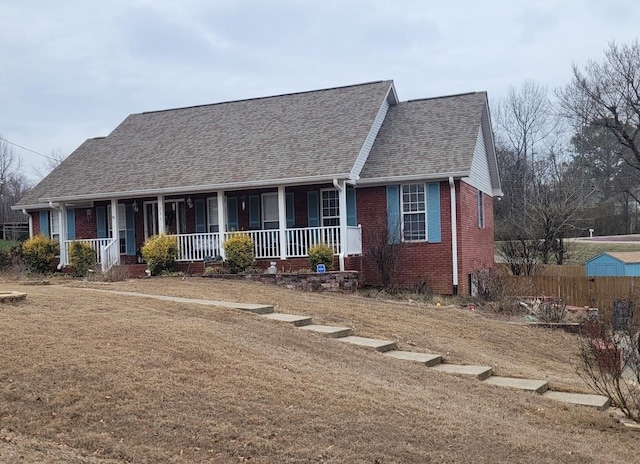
[262,192,279,229]
[206,196,219,233]
[107,203,127,254]
[50,211,60,244]
[143,200,186,237]
[320,188,340,227]
[400,183,427,242]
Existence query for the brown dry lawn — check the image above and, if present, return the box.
[1,277,638,463]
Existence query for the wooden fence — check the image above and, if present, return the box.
[503,275,640,311]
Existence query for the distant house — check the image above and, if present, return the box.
[14,80,502,295]
[586,252,640,277]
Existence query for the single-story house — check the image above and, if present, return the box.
[15,80,501,295]
[586,252,640,277]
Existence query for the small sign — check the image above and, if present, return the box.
[316,264,326,273]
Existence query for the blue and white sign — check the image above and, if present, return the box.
[316,264,326,273]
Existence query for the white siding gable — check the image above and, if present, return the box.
[464,126,494,196]
[350,88,393,180]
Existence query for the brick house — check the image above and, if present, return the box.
[15,80,501,295]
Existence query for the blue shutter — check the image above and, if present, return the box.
[386,185,401,244]
[66,209,76,240]
[307,191,319,227]
[346,187,357,226]
[39,211,49,237]
[249,195,261,229]
[427,182,441,243]
[125,204,136,255]
[96,206,107,238]
[227,197,238,231]
[286,192,295,228]
[195,199,206,233]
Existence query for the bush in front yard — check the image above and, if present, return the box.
[308,243,334,271]
[21,234,59,274]
[223,234,254,274]
[68,241,96,277]
[141,234,179,275]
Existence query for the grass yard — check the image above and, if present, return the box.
[566,240,640,265]
[1,278,639,463]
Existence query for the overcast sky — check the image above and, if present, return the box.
[1,0,639,181]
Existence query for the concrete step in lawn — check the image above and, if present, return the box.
[432,364,493,380]
[383,350,443,367]
[483,376,549,394]
[260,313,313,327]
[337,336,396,352]
[235,304,275,315]
[543,391,611,411]
[298,324,353,338]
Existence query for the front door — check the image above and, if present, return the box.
[144,200,186,238]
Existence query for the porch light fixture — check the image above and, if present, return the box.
[86,209,92,221]
[186,196,193,209]
[132,200,139,213]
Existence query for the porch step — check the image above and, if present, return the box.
[236,304,274,315]
[298,324,352,338]
[483,376,550,394]
[542,391,611,411]
[337,336,396,352]
[261,313,313,327]
[383,350,443,366]
[432,364,493,380]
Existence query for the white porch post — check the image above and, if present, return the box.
[59,205,68,267]
[217,191,226,259]
[23,209,33,238]
[111,199,121,265]
[337,180,347,271]
[278,186,287,260]
[157,195,165,235]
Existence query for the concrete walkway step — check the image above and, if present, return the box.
[337,336,396,352]
[383,350,442,366]
[432,364,493,380]
[543,391,611,411]
[483,376,549,394]
[261,313,313,327]
[298,324,352,338]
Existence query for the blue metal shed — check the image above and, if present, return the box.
[585,252,640,277]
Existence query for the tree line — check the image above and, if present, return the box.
[494,40,640,272]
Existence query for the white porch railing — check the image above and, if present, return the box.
[171,226,361,262]
[63,238,116,266]
[100,239,119,272]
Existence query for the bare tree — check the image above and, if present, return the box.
[558,40,640,173]
[365,214,405,290]
[0,136,31,226]
[33,149,67,178]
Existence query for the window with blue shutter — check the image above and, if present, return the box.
[286,192,295,228]
[346,187,357,226]
[66,209,76,240]
[307,191,319,227]
[39,211,50,237]
[249,195,261,229]
[194,199,206,233]
[427,182,441,243]
[96,206,107,238]
[386,185,401,243]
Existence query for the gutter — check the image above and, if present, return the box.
[449,177,459,296]
[355,171,470,187]
[21,209,33,238]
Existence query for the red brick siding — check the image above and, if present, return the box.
[456,181,495,295]
[32,211,40,235]
[74,208,97,239]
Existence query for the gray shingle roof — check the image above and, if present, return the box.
[359,92,487,182]
[19,80,393,205]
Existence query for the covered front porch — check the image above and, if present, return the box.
[58,181,362,272]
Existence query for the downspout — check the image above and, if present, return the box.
[333,178,346,271]
[21,209,33,238]
[448,177,459,296]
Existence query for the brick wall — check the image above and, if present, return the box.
[356,181,495,295]
[32,211,40,235]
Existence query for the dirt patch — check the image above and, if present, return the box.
[1,279,638,463]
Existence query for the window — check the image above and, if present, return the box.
[107,204,127,253]
[207,196,219,233]
[401,184,426,241]
[50,212,60,243]
[477,190,485,229]
[145,202,158,238]
[321,189,339,226]
[262,193,279,229]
